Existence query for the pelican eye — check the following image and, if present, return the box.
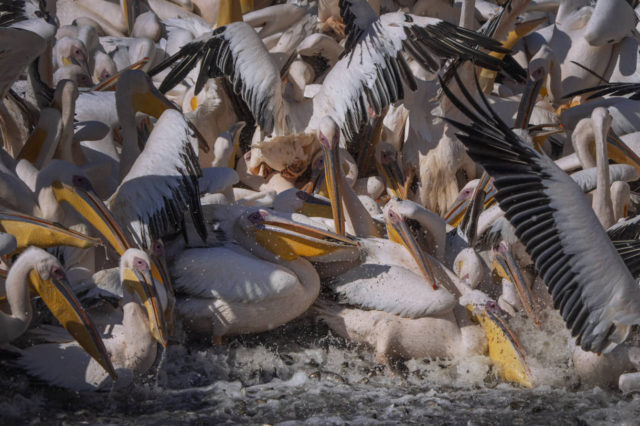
[153,241,164,256]
[72,174,93,191]
[248,211,267,225]
[50,266,65,280]
[133,257,149,272]
[387,208,402,224]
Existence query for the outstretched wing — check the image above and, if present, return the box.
[108,110,206,248]
[442,73,640,354]
[322,2,513,144]
[565,82,640,101]
[149,22,287,136]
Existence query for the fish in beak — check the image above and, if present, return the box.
[28,263,116,379]
[247,210,359,262]
[376,144,406,200]
[121,254,169,347]
[0,210,101,252]
[462,293,532,388]
[51,180,131,256]
[318,117,346,236]
[445,172,494,227]
[384,205,437,290]
[492,242,540,327]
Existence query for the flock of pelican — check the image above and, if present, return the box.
[2,0,640,394]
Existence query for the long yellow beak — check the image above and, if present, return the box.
[122,267,168,347]
[492,242,540,327]
[386,208,437,290]
[93,58,149,91]
[250,211,359,261]
[296,191,334,219]
[149,252,175,327]
[0,211,101,252]
[131,82,176,120]
[226,121,247,169]
[51,182,131,256]
[217,0,252,27]
[321,142,345,236]
[478,16,547,90]
[28,269,116,379]
[469,301,532,387]
[606,131,640,175]
[122,0,137,35]
[377,153,406,200]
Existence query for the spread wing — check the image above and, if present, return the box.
[442,72,640,353]
[149,22,287,136]
[107,109,206,248]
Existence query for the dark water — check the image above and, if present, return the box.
[2,317,639,425]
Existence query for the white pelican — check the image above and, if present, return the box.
[442,73,640,354]
[2,246,115,379]
[171,208,358,339]
[16,249,167,391]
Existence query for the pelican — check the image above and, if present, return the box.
[171,208,358,339]
[442,72,640,354]
[16,249,166,391]
[2,246,115,379]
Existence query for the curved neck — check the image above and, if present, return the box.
[116,95,140,181]
[0,255,34,342]
[339,156,380,238]
[54,88,85,165]
[572,118,596,169]
[37,186,64,223]
[593,115,615,228]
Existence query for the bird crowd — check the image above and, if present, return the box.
[1,0,640,394]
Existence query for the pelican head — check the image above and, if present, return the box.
[239,209,359,262]
[444,173,494,228]
[120,249,168,347]
[36,161,131,255]
[17,247,116,379]
[55,37,91,79]
[317,116,345,236]
[0,210,101,253]
[383,199,437,290]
